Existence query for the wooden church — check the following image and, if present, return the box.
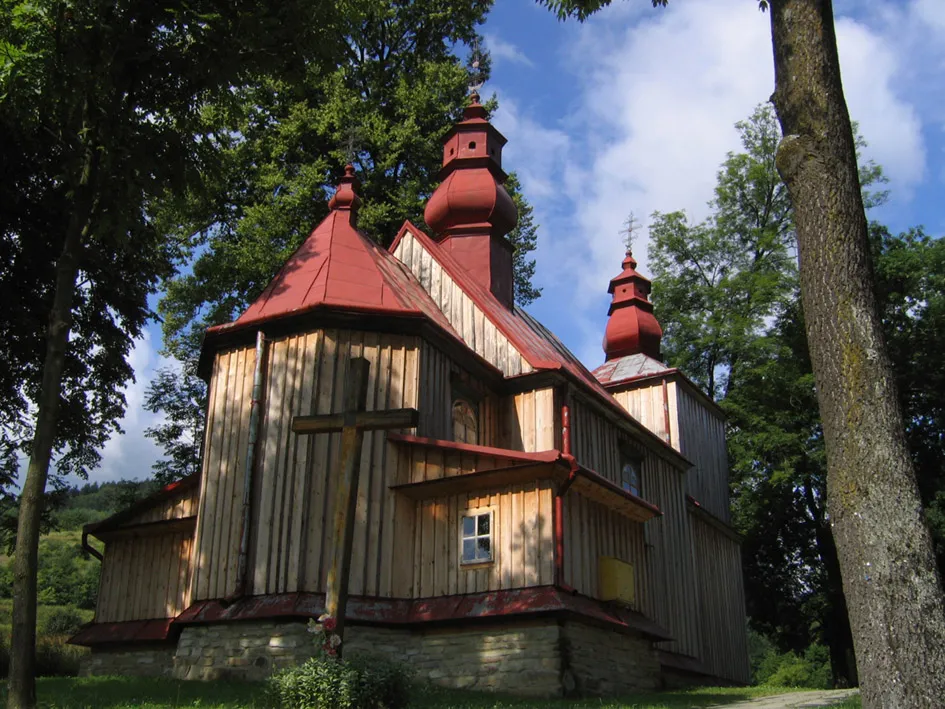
[73,94,751,695]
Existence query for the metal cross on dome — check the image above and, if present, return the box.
[469,38,485,95]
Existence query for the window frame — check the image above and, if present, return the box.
[620,455,643,498]
[459,506,495,567]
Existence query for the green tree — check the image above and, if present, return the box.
[154,0,547,363]
[143,366,207,485]
[539,3,945,703]
[0,2,339,705]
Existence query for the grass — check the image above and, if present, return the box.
[0,677,822,709]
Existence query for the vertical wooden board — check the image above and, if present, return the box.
[384,341,407,595]
[287,331,318,591]
[209,348,240,598]
[301,330,332,590]
[535,389,552,450]
[226,345,256,594]
[500,487,513,589]
[524,485,539,586]
[434,498,448,595]
[276,335,305,593]
[257,337,288,594]
[538,485,553,585]
[419,500,433,596]
[371,345,392,595]
[193,353,226,600]
[447,495,459,595]
[508,487,522,588]
[523,392,536,452]
[215,346,246,597]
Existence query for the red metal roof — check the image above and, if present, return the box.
[207,168,458,339]
[172,586,673,641]
[390,222,691,465]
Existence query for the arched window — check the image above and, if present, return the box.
[621,459,641,497]
[452,398,479,445]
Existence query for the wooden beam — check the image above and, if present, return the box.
[291,408,418,434]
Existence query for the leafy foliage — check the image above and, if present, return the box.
[268,652,412,709]
[152,0,544,362]
[143,367,207,485]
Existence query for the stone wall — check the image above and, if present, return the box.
[80,644,176,678]
[82,618,659,697]
[560,621,659,695]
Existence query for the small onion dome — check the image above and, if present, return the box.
[328,164,362,219]
[602,251,663,361]
[424,93,517,240]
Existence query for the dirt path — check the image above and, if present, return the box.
[724,689,859,708]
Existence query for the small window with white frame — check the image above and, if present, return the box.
[461,509,493,565]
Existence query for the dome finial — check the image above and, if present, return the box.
[602,248,663,361]
[328,163,362,223]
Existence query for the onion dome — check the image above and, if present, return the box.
[602,250,663,361]
[423,92,518,307]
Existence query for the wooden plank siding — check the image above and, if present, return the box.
[95,532,193,622]
[690,513,751,683]
[561,492,648,613]
[613,379,730,523]
[567,392,701,660]
[672,382,730,522]
[191,329,421,602]
[393,229,531,378]
[411,482,555,597]
[116,486,200,528]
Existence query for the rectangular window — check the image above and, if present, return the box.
[461,510,493,564]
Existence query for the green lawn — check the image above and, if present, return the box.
[0,677,833,709]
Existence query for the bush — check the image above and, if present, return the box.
[756,643,832,689]
[42,607,86,636]
[269,653,412,709]
[35,635,85,677]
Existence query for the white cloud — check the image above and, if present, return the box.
[85,328,171,485]
[484,33,534,68]
[498,0,930,368]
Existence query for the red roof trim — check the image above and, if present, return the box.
[173,586,673,641]
[575,465,662,518]
[69,618,175,647]
[392,222,694,470]
[386,433,561,464]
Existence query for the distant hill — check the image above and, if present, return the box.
[52,478,161,531]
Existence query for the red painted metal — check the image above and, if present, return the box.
[204,166,459,343]
[171,586,673,642]
[69,618,175,647]
[388,221,690,468]
[603,250,663,361]
[387,433,560,463]
[424,93,517,307]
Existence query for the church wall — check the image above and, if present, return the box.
[690,512,751,684]
[561,492,648,614]
[191,329,421,603]
[121,486,200,527]
[644,455,702,661]
[567,393,649,485]
[393,229,532,378]
[95,531,194,622]
[411,481,555,597]
[612,382,671,445]
[673,382,730,522]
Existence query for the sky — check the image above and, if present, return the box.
[80,0,945,486]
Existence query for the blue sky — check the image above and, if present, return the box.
[88,0,945,485]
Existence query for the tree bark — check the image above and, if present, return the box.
[7,124,95,709]
[769,1,945,706]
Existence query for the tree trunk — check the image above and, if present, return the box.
[7,132,94,709]
[768,1,945,706]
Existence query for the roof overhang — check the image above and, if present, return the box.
[83,474,199,541]
[387,434,661,523]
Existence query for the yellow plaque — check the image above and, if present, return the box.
[599,556,635,606]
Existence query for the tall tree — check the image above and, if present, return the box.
[539,2,945,703]
[143,366,207,486]
[153,0,541,365]
[0,2,338,706]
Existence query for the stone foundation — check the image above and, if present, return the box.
[82,618,659,696]
[80,644,176,678]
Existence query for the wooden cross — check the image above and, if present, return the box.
[291,356,418,656]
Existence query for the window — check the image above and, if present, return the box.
[621,458,641,497]
[452,398,479,444]
[461,510,493,564]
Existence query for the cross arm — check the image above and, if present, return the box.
[292,408,419,435]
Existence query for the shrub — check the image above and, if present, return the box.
[269,653,412,709]
[756,643,832,689]
[42,607,86,636]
